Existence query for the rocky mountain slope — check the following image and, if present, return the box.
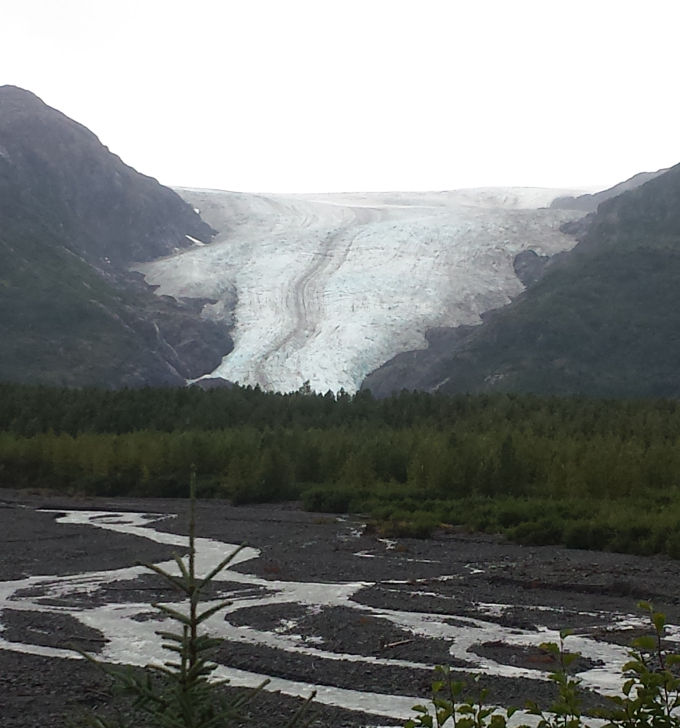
[4,85,676,396]
[0,86,233,387]
[364,163,680,398]
[0,86,214,266]
[550,168,667,212]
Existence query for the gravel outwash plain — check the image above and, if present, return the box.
[2,489,679,727]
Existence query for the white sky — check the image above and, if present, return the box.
[2,0,679,193]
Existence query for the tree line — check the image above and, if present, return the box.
[2,382,680,556]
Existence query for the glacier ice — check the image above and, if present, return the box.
[134,188,586,393]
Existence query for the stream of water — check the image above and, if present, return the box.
[0,509,669,724]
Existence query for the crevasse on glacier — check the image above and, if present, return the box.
[135,188,585,393]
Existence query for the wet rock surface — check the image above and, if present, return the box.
[1,609,106,653]
[2,488,680,727]
[226,603,458,664]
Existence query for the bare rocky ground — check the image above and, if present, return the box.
[2,487,680,728]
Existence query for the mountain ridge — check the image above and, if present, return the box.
[363,162,680,398]
[0,86,233,387]
[550,168,668,213]
[3,85,678,396]
[0,85,215,267]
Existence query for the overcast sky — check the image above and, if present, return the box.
[3,0,679,193]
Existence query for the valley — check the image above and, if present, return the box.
[3,83,680,728]
[2,491,679,727]
[135,188,586,393]
[4,86,676,397]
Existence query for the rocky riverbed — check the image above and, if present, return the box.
[2,488,680,728]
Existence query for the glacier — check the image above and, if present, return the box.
[134,188,586,393]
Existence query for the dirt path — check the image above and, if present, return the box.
[2,489,680,728]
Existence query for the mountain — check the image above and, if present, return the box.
[550,168,668,213]
[6,85,675,396]
[363,163,680,398]
[0,86,232,387]
[0,85,214,266]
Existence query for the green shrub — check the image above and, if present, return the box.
[375,511,439,538]
[506,518,563,546]
[301,485,356,513]
[406,603,680,728]
[563,520,613,550]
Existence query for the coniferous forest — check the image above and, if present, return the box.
[2,382,680,557]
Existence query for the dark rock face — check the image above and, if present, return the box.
[361,326,475,397]
[191,377,234,390]
[0,85,215,267]
[550,168,668,213]
[512,249,550,286]
[364,162,680,398]
[0,86,232,387]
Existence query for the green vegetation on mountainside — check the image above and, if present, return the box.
[433,244,680,397]
[2,383,680,557]
[0,227,164,386]
[366,162,680,398]
[0,85,231,387]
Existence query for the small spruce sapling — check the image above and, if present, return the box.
[77,471,314,727]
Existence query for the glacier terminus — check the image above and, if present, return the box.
[135,188,586,394]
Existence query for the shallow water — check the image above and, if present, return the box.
[0,509,662,722]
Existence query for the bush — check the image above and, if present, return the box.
[301,485,356,513]
[506,518,563,546]
[406,603,680,728]
[563,520,613,550]
[374,511,439,539]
